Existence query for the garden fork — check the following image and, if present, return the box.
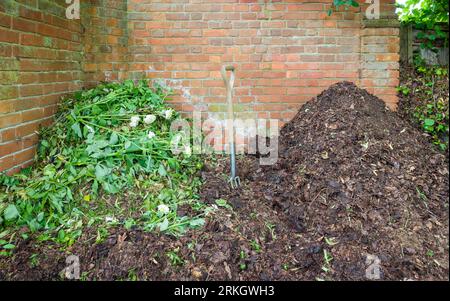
[221,65,240,189]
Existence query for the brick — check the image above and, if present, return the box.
[20,33,43,46]
[0,27,19,43]
[0,155,15,172]
[0,127,16,143]
[0,86,19,100]
[19,6,42,21]
[0,112,21,128]
[12,17,37,32]
[0,99,14,113]
[19,84,43,97]
[21,108,43,122]
[0,12,12,28]
[0,140,22,157]
[13,146,36,166]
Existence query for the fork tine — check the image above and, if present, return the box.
[228,176,241,189]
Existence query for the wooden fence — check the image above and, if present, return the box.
[400,23,449,66]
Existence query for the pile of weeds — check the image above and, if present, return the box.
[0,80,208,252]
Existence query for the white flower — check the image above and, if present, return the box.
[157,204,170,214]
[147,131,156,139]
[144,114,156,124]
[129,116,140,128]
[105,216,117,223]
[164,109,173,120]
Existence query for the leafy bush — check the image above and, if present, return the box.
[413,60,449,151]
[398,59,449,151]
[0,80,207,247]
[327,0,359,16]
[398,0,449,50]
[414,99,448,151]
[398,0,449,25]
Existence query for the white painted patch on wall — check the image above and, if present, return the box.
[104,71,112,82]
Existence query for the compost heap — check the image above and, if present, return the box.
[198,81,448,280]
[1,82,448,281]
[243,81,449,279]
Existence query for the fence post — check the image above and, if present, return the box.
[400,24,413,64]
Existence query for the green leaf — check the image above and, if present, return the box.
[28,219,41,232]
[43,165,56,178]
[3,244,15,250]
[4,204,19,221]
[71,122,83,138]
[424,119,435,126]
[58,229,65,241]
[109,132,119,145]
[102,182,120,194]
[125,141,140,152]
[215,199,232,209]
[95,164,111,181]
[158,164,167,177]
[37,212,44,222]
[159,218,169,231]
[91,105,102,115]
[92,180,99,195]
[0,230,9,239]
[51,199,63,214]
[189,218,205,228]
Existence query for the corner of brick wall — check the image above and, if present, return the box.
[0,0,83,174]
[359,0,400,110]
[81,0,129,87]
[0,0,131,174]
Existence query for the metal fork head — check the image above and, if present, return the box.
[228,176,241,189]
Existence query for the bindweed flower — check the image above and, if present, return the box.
[144,114,156,124]
[157,204,170,215]
[129,116,140,128]
[163,109,173,120]
[147,131,156,139]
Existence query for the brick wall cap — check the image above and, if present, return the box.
[363,19,401,28]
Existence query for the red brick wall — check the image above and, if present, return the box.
[82,0,129,86]
[0,0,83,174]
[0,0,400,174]
[127,0,400,124]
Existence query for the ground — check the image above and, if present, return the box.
[0,82,448,281]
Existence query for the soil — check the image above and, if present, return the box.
[1,82,448,281]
